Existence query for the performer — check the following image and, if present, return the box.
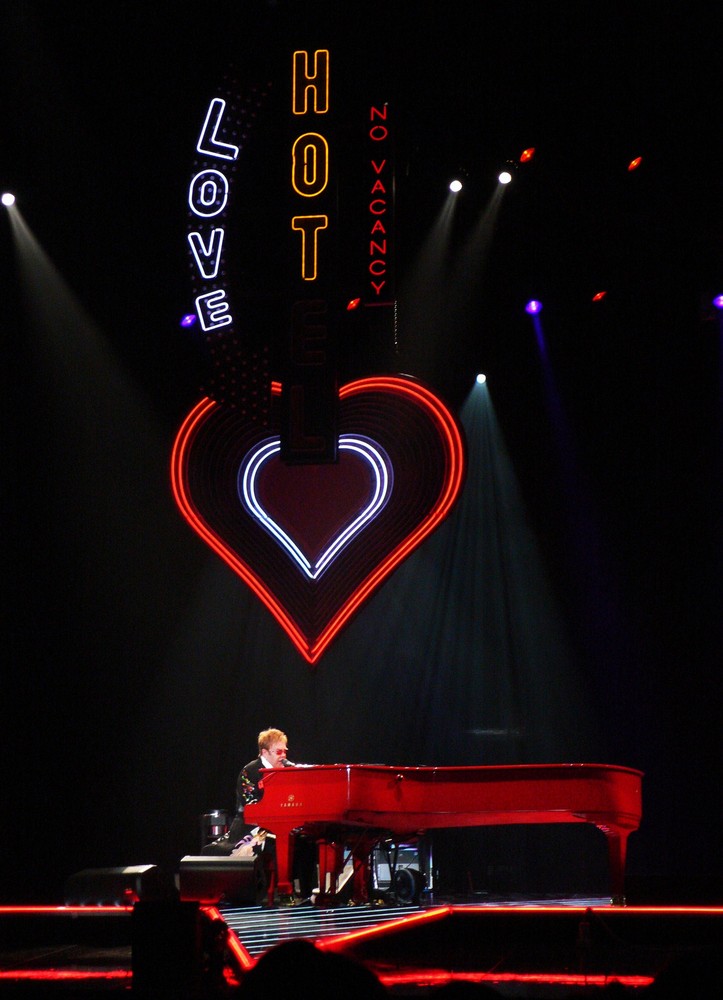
[203,727,315,900]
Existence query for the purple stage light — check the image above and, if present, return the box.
[712,295,723,310]
[181,313,197,327]
[525,300,542,315]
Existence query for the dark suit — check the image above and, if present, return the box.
[202,755,268,853]
[202,756,316,898]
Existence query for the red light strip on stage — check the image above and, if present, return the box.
[0,970,132,982]
[171,377,465,663]
[202,905,254,972]
[0,905,133,915]
[375,970,655,989]
[317,904,453,948]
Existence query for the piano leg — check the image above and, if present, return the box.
[263,854,277,905]
[316,838,346,904]
[273,832,296,900]
[350,833,388,905]
[351,851,371,904]
[606,829,630,906]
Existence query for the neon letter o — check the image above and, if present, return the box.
[292,133,329,197]
[189,169,229,218]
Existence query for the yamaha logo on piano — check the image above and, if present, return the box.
[281,795,304,809]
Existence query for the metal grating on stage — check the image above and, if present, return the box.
[220,896,613,958]
[220,901,424,957]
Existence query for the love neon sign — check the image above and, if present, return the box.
[187,95,239,333]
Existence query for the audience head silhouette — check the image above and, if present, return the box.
[238,938,388,998]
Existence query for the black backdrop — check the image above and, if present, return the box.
[1,1,721,903]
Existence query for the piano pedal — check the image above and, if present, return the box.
[277,894,302,907]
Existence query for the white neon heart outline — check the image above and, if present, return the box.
[238,434,393,579]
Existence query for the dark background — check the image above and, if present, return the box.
[1,1,720,903]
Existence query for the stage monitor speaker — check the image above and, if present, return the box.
[179,855,263,906]
[63,864,177,906]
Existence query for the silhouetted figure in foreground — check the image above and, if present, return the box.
[238,938,388,998]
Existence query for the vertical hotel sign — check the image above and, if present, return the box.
[281,49,338,465]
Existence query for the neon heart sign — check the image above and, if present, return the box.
[239,434,393,579]
[171,376,466,663]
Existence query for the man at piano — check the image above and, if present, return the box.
[203,728,315,901]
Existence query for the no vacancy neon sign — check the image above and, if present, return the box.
[173,47,466,663]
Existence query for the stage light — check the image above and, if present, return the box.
[520,148,536,162]
[1,192,16,207]
[592,291,607,302]
[449,179,463,193]
[346,297,361,310]
[498,171,512,185]
[180,313,197,327]
[712,294,723,310]
[476,373,486,384]
[525,300,542,315]
[628,156,643,171]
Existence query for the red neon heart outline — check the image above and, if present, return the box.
[170,376,465,663]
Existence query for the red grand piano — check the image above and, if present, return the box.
[244,762,643,906]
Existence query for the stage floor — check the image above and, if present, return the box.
[1,894,722,997]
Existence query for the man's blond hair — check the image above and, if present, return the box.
[258,728,287,752]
